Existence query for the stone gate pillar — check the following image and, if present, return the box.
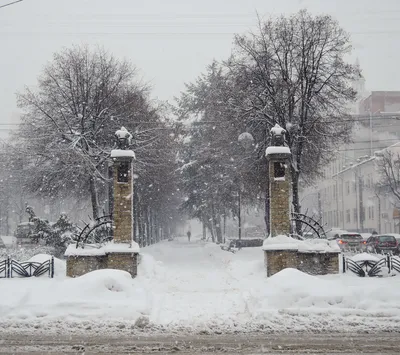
[262,124,340,277]
[108,127,139,277]
[266,124,292,237]
[64,127,140,278]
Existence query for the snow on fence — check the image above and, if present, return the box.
[0,257,54,278]
[342,254,400,277]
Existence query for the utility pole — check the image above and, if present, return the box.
[0,0,23,9]
[238,187,241,240]
[359,174,364,232]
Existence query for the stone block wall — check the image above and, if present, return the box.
[269,159,291,237]
[113,159,133,243]
[66,255,107,278]
[66,253,138,278]
[264,250,298,277]
[107,253,138,277]
[297,252,339,275]
[264,250,340,277]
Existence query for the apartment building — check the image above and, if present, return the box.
[301,143,400,234]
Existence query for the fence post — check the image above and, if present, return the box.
[342,254,346,273]
[51,257,54,278]
[6,257,10,278]
[387,254,391,274]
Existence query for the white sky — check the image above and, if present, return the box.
[1,0,400,136]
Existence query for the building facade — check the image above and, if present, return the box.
[301,144,400,234]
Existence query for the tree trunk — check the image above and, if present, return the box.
[89,176,99,220]
[133,188,139,245]
[265,187,270,237]
[138,199,144,247]
[291,168,301,235]
[147,207,152,243]
[211,203,223,244]
[107,164,114,217]
[208,224,216,242]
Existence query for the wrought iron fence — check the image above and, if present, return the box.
[343,254,397,277]
[0,257,54,278]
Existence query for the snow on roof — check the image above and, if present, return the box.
[0,236,16,246]
[64,241,140,257]
[263,234,340,253]
[265,146,291,156]
[111,149,136,159]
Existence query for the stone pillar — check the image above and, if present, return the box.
[112,155,134,243]
[265,125,292,237]
[108,127,138,278]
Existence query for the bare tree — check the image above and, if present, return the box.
[376,150,400,207]
[16,45,149,219]
[227,10,359,230]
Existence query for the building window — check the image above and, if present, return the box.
[353,208,357,223]
[352,181,357,193]
[368,206,375,220]
[346,181,350,195]
[117,162,130,183]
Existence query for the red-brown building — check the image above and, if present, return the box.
[359,91,400,114]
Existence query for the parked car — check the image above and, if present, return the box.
[365,235,398,254]
[328,231,364,251]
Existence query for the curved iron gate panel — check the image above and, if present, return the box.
[0,257,54,278]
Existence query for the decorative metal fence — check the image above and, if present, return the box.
[343,254,400,277]
[0,257,54,278]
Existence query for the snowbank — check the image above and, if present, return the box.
[263,235,340,252]
[64,241,140,256]
[351,253,381,263]
[28,254,66,278]
[265,146,291,155]
[110,149,135,158]
[1,238,400,336]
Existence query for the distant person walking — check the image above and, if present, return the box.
[187,230,191,242]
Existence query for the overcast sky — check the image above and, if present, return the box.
[1,0,400,136]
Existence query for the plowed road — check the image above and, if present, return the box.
[0,333,399,354]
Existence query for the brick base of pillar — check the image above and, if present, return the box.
[264,250,340,277]
[106,252,138,277]
[66,253,138,278]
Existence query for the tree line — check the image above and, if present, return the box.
[0,45,183,244]
[1,10,360,243]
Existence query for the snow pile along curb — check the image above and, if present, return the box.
[1,238,400,335]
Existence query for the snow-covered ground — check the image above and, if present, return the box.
[1,236,400,335]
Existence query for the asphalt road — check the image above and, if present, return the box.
[0,333,399,354]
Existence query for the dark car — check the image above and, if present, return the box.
[366,235,398,254]
[331,233,364,251]
[395,237,400,255]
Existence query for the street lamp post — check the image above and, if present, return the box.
[237,132,255,240]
